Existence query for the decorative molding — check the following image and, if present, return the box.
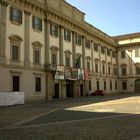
[32,41,43,47]
[8,35,23,42]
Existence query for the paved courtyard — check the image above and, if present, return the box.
[0,93,140,140]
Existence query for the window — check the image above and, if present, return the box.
[121,50,126,58]
[96,81,100,90]
[87,61,90,70]
[101,47,105,54]
[95,63,98,73]
[94,43,98,51]
[85,39,90,49]
[89,81,91,90]
[107,49,111,56]
[34,49,40,64]
[13,76,20,91]
[102,64,105,74]
[122,67,127,75]
[50,23,58,37]
[110,81,112,90]
[10,7,22,24]
[113,67,117,75]
[35,77,41,92]
[108,66,111,75]
[122,81,127,90]
[136,67,140,75]
[104,81,106,90]
[52,53,57,65]
[64,29,71,42]
[75,34,82,45]
[65,56,70,67]
[135,49,140,57]
[32,16,42,31]
[112,51,116,58]
[12,45,19,61]
[115,81,117,90]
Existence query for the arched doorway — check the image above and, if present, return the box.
[135,79,140,93]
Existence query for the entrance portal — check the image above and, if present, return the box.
[66,80,73,97]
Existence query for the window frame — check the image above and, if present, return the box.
[32,16,42,32]
[50,23,59,37]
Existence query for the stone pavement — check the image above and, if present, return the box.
[0,93,140,140]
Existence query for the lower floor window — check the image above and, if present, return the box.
[13,76,19,91]
[122,81,127,90]
[35,77,41,92]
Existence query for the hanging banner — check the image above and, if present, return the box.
[84,69,92,80]
[65,68,71,79]
[55,66,64,80]
[78,69,84,80]
[71,68,78,80]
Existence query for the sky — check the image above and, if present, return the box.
[66,0,140,36]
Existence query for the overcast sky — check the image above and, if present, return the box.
[66,0,140,36]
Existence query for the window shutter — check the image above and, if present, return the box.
[10,7,13,21]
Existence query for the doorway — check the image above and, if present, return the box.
[80,84,83,97]
[13,76,19,91]
[54,84,59,99]
[66,80,73,97]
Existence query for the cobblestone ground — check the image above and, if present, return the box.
[0,93,140,140]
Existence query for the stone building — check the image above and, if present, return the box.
[0,0,140,101]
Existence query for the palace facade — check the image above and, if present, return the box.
[0,0,140,101]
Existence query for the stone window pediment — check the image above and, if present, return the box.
[120,63,127,67]
[50,46,59,52]
[32,41,43,48]
[64,50,72,55]
[9,34,23,42]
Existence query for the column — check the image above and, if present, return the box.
[0,0,8,64]
[24,11,31,67]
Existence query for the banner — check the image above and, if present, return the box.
[84,69,92,80]
[65,68,71,79]
[71,68,78,80]
[55,66,64,79]
[78,69,84,80]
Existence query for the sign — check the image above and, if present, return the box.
[55,66,64,80]
[78,69,84,80]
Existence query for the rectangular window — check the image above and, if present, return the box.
[113,68,117,75]
[110,81,112,90]
[136,67,140,75]
[94,43,98,51]
[12,45,19,61]
[115,81,117,90]
[112,51,116,58]
[65,56,70,67]
[64,29,71,42]
[10,7,22,24]
[95,63,98,73]
[50,23,58,37]
[122,67,126,75]
[52,53,57,65]
[121,50,126,58]
[87,61,90,70]
[85,39,90,49]
[108,66,111,75]
[122,81,127,90]
[35,77,41,92]
[97,81,100,90]
[34,49,40,64]
[32,16,42,31]
[104,81,106,90]
[76,34,81,45]
[89,81,91,90]
[102,64,105,74]
[101,47,105,54]
[13,76,19,91]
[107,49,111,56]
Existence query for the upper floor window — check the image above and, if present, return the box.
[64,29,71,42]
[107,48,111,56]
[94,43,98,51]
[52,53,57,65]
[12,45,19,61]
[122,81,127,90]
[108,66,111,75]
[34,49,40,64]
[75,34,82,46]
[135,66,140,75]
[87,61,90,70]
[85,39,90,49]
[74,55,81,68]
[135,48,140,57]
[115,81,118,90]
[112,51,116,58]
[101,47,105,54]
[121,50,126,58]
[32,16,42,32]
[10,7,22,25]
[102,64,105,74]
[122,67,127,75]
[50,23,59,37]
[95,62,98,73]
[35,77,41,92]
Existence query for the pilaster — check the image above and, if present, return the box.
[72,32,76,66]
[24,11,31,67]
[0,0,8,64]
[82,36,85,68]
